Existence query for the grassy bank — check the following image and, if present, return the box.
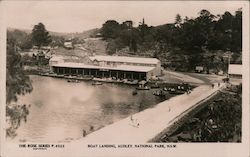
[155,84,242,142]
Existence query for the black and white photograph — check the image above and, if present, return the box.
[0,1,249,157]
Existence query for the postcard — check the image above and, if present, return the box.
[0,1,249,157]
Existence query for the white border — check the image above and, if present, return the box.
[0,1,249,157]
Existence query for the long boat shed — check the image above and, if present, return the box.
[49,55,162,81]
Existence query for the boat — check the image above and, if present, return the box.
[67,79,80,83]
[136,86,150,90]
[56,74,65,78]
[163,87,175,91]
[49,73,58,77]
[65,75,77,79]
[92,82,103,85]
[132,90,138,95]
[39,72,49,76]
[126,80,139,85]
[78,76,93,81]
[168,88,185,95]
[153,90,166,96]
[150,83,160,88]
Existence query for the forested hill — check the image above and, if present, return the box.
[7,27,100,50]
[100,9,242,73]
[7,9,242,73]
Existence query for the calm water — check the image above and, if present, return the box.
[11,75,167,143]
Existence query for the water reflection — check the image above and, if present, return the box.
[11,75,167,142]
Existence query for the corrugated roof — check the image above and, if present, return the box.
[228,64,242,75]
[89,55,159,65]
[52,62,155,72]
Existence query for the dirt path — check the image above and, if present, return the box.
[160,70,205,84]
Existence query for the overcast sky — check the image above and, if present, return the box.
[1,1,245,33]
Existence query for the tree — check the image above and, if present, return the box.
[101,20,121,39]
[7,29,33,50]
[31,23,52,48]
[231,9,242,52]
[6,38,33,138]
[175,14,182,27]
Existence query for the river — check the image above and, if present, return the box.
[10,75,170,143]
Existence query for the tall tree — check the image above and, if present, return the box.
[175,14,182,27]
[231,9,242,52]
[31,23,52,48]
[6,38,33,137]
[101,20,121,39]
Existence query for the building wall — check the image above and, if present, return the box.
[50,56,162,80]
[52,66,149,80]
[93,60,160,68]
[229,74,242,79]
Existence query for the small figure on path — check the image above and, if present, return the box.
[137,122,140,127]
[218,82,220,87]
[90,125,94,131]
[211,84,214,89]
[129,116,140,128]
[82,129,86,137]
[130,115,134,122]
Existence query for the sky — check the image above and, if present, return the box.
[1,1,245,33]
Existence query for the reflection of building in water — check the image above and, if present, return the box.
[49,55,161,81]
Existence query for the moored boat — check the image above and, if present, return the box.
[92,82,103,85]
[136,86,150,90]
[67,79,80,83]
[153,90,166,96]
[168,88,185,95]
[132,90,138,95]
[150,83,160,88]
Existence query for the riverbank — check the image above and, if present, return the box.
[156,84,242,142]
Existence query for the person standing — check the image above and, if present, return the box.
[82,129,86,137]
[211,84,214,89]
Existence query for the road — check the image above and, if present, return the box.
[160,70,225,85]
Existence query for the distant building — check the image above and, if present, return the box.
[64,39,73,49]
[95,33,102,37]
[228,64,242,78]
[195,66,204,73]
[49,55,161,81]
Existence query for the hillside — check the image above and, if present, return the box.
[7,27,100,39]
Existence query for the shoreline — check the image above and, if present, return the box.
[156,84,242,142]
